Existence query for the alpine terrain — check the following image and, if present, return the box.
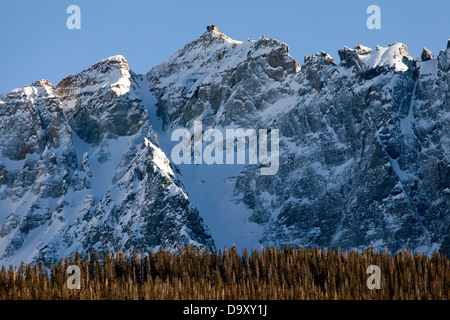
[0,25,449,266]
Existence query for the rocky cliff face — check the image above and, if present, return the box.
[0,26,448,266]
[146,27,449,256]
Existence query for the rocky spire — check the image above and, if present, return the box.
[421,47,433,61]
[206,24,219,33]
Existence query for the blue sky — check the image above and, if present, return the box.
[0,0,448,94]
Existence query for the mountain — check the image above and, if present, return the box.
[0,55,213,266]
[146,26,449,256]
[0,26,448,266]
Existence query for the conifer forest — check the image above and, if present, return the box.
[0,246,448,300]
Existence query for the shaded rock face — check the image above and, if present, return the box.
[37,140,214,265]
[0,56,214,267]
[0,80,77,203]
[338,47,364,70]
[0,80,73,162]
[147,33,449,256]
[437,45,450,73]
[55,56,145,145]
[0,81,76,263]
[421,47,433,61]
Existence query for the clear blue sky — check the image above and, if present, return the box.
[0,0,449,94]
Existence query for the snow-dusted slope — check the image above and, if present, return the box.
[357,43,411,71]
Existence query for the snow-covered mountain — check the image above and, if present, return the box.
[0,25,448,265]
[0,55,213,266]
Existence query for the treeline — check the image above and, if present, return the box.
[0,246,448,300]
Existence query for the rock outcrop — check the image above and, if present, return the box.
[421,47,433,61]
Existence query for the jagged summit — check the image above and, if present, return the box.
[88,54,130,73]
[303,51,336,65]
[147,25,299,107]
[55,54,133,120]
[332,42,416,81]
[99,54,128,64]
[197,24,243,46]
[31,79,54,88]
[57,54,130,89]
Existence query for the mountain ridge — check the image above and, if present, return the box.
[0,26,448,266]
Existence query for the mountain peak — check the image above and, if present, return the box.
[31,79,54,88]
[147,26,299,99]
[197,24,242,47]
[98,54,128,65]
[56,54,131,101]
[338,42,412,74]
[90,54,130,73]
